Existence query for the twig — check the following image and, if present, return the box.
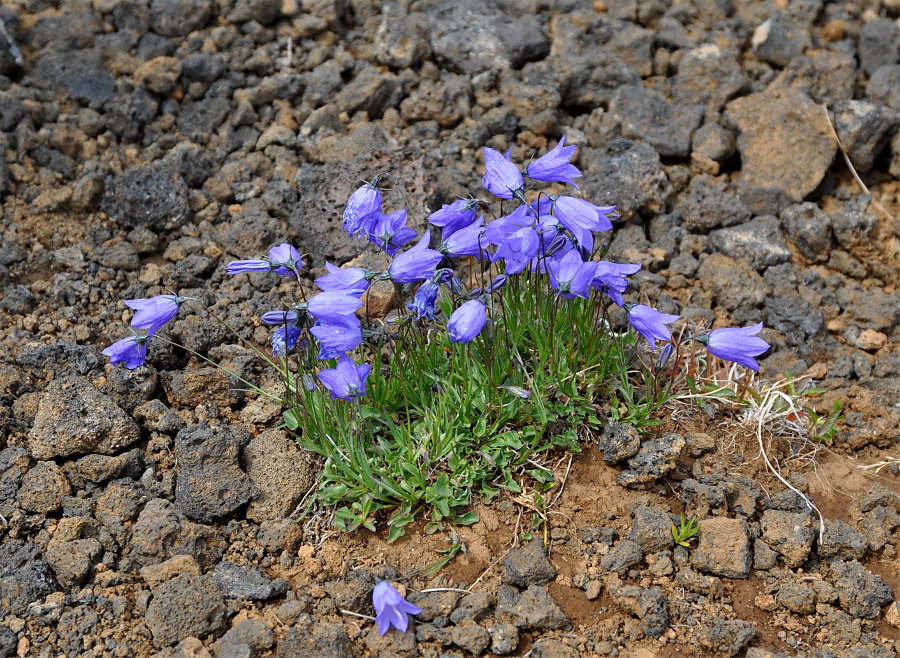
[340,609,376,621]
[549,454,573,509]
[418,587,472,594]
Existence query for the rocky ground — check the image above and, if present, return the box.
[2,0,900,656]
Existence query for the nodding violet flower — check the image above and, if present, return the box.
[385,231,443,284]
[547,250,599,299]
[696,322,770,371]
[125,294,187,335]
[592,261,642,306]
[102,335,150,370]
[306,291,363,325]
[273,324,302,356]
[482,147,524,200]
[316,263,372,295]
[317,353,372,401]
[310,320,364,360]
[343,181,382,237]
[369,209,418,258]
[408,279,440,321]
[448,299,487,344]
[427,199,479,236]
[372,582,421,636]
[526,135,582,188]
[625,304,680,352]
[439,217,487,259]
[552,196,614,234]
[227,243,303,276]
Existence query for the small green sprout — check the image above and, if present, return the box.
[672,515,700,547]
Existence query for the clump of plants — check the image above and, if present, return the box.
[103,137,772,540]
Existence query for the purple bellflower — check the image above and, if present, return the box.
[316,263,372,295]
[343,182,382,237]
[592,261,642,306]
[552,196,614,234]
[306,291,363,325]
[372,582,421,636]
[227,243,303,276]
[261,310,299,325]
[273,324,302,356]
[448,299,487,344]
[310,320,364,360]
[526,135,581,188]
[102,335,150,369]
[493,226,540,275]
[547,250,599,298]
[317,353,372,401]
[625,304,680,351]
[427,199,479,236]
[125,294,187,335]
[482,147,524,200]
[385,231,443,284]
[369,209,418,257]
[696,322,770,371]
[408,278,441,321]
[439,217,487,259]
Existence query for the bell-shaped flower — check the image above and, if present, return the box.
[482,147,524,200]
[526,135,582,188]
[553,196,614,234]
[316,263,372,295]
[273,324,303,356]
[317,353,372,401]
[448,299,487,344]
[262,310,300,325]
[307,291,363,325]
[369,209,418,257]
[625,304,680,351]
[696,322,770,371]
[372,582,422,635]
[493,226,540,275]
[227,243,302,276]
[125,294,186,336]
[591,261,642,306]
[427,199,479,237]
[439,217,487,259]
[310,320,364,360]
[343,182,382,237]
[386,231,443,284]
[102,335,150,370]
[408,279,441,321]
[548,250,599,298]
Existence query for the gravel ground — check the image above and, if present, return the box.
[1,0,900,656]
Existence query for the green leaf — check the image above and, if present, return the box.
[283,410,299,431]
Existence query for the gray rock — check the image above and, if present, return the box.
[859,19,900,77]
[692,122,737,168]
[133,400,186,434]
[278,620,354,658]
[777,582,816,615]
[675,568,723,598]
[450,591,493,624]
[682,479,727,517]
[563,51,642,111]
[324,566,398,614]
[819,519,867,561]
[373,3,430,69]
[770,50,857,105]
[502,538,556,587]
[610,86,704,158]
[451,622,490,655]
[759,509,814,568]
[677,175,752,232]
[180,53,226,82]
[726,89,837,215]
[177,97,231,144]
[211,561,289,600]
[365,621,418,656]
[765,292,826,350]
[0,18,23,77]
[105,364,157,414]
[698,254,767,311]
[334,64,404,120]
[753,538,778,570]
[407,590,460,622]
[617,433,686,488]
[0,624,16,658]
[101,161,190,232]
[16,461,71,514]
[531,638,580,657]
[859,505,900,551]
[57,607,98,656]
[698,618,757,657]
[243,430,318,522]
[497,585,569,630]
[45,539,102,587]
[830,560,893,619]
[126,498,224,572]
[174,422,257,523]
[709,216,791,272]
[426,0,548,74]
[580,141,672,219]
[627,506,674,553]
[487,623,518,655]
[597,423,640,465]
[0,285,35,314]
[212,618,274,656]
[28,376,140,460]
[400,73,471,128]
[15,340,102,379]
[671,45,748,112]
[831,100,898,173]
[608,584,669,639]
[0,542,56,615]
[751,13,811,68]
[227,0,281,24]
[868,65,900,111]
[691,518,751,579]
[146,573,226,647]
[149,0,214,36]
[600,540,643,575]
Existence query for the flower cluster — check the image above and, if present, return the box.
[102,294,187,369]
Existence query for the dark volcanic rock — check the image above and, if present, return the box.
[174,422,257,523]
[497,585,569,630]
[16,461,71,514]
[830,560,893,620]
[671,45,748,112]
[211,561,289,600]
[0,625,16,658]
[149,0,214,37]
[597,422,640,464]
[617,433,686,488]
[698,618,757,657]
[126,498,224,571]
[759,509,814,568]
[502,538,556,587]
[627,506,674,553]
[608,584,669,639]
[698,253,766,312]
[101,161,190,231]
[691,518,751,579]
[709,216,791,272]
[16,340,102,378]
[831,100,898,173]
[0,542,57,615]
[45,539,102,587]
[677,175,752,232]
[859,19,900,77]
[145,573,226,647]
[777,582,816,615]
[819,519,867,561]
[278,620,354,658]
[610,86,704,159]
[27,376,140,460]
[580,141,672,219]
[600,540,643,575]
